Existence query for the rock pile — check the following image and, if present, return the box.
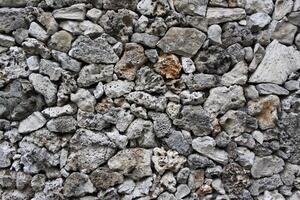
[0,0,300,199]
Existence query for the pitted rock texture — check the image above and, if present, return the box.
[0,1,300,200]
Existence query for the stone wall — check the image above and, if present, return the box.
[0,0,300,199]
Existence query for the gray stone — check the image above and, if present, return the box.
[93,82,104,99]
[157,27,206,57]
[192,136,228,164]
[126,118,152,139]
[249,174,283,196]
[173,0,208,16]
[273,0,293,20]
[249,40,300,84]
[86,8,102,22]
[0,79,44,121]
[63,172,95,197]
[244,0,274,14]
[48,30,73,53]
[70,89,96,112]
[175,184,191,199]
[221,61,248,86]
[77,110,109,131]
[77,64,113,87]
[114,43,146,80]
[248,12,271,32]
[249,43,265,72]
[39,59,61,81]
[22,38,51,59]
[104,80,135,98]
[53,4,86,21]
[118,179,135,194]
[177,168,190,184]
[28,22,49,42]
[0,34,15,47]
[52,50,81,72]
[0,8,35,33]
[29,73,57,105]
[289,191,300,200]
[126,91,167,111]
[284,80,300,91]
[26,56,39,71]
[181,57,196,74]
[256,83,289,95]
[18,112,46,134]
[208,24,222,44]
[37,12,58,35]
[106,128,128,149]
[59,20,104,36]
[66,129,116,172]
[145,49,158,63]
[173,105,214,136]
[137,0,171,16]
[186,15,208,32]
[42,104,76,118]
[131,33,160,48]
[130,176,153,199]
[135,66,166,94]
[180,90,205,105]
[204,85,246,116]
[251,156,284,178]
[103,0,138,10]
[272,20,297,45]
[236,147,255,168]
[182,73,217,91]
[46,116,77,133]
[164,129,192,156]
[0,141,15,168]
[206,8,246,24]
[222,22,254,47]
[220,110,257,137]
[188,153,215,169]
[148,111,171,138]
[108,148,152,180]
[161,172,177,193]
[69,35,119,64]
[289,11,300,26]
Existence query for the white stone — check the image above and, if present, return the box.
[18,112,46,134]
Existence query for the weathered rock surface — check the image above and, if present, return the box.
[157,27,206,57]
[206,8,246,24]
[69,35,119,64]
[249,40,300,84]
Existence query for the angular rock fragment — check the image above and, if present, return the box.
[249,40,300,84]
[153,54,182,79]
[18,112,46,134]
[192,136,228,164]
[77,64,113,87]
[28,22,49,42]
[182,73,217,91]
[173,105,214,136]
[114,43,146,80]
[247,95,280,130]
[22,38,51,59]
[104,80,135,98]
[90,167,124,190]
[0,8,35,33]
[103,0,138,10]
[39,59,61,81]
[157,27,206,57]
[29,73,57,105]
[256,83,289,96]
[52,50,81,72]
[53,4,86,21]
[70,89,96,112]
[251,156,285,178]
[0,141,15,168]
[244,0,274,14]
[164,129,192,156]
[69,35,119,64]
[219,110,257,137]
[135,66,166,94]
[204,85,246,116]
[249,174,283,196]
[46,116,77,133]
[126,91,167,111]
[63,172,95,197]
[173,0,208,16]
[108,148,152,180]
[206,8,246,24]
[131,33,160,48]
[66,129,116,172]
[220,61,248,86]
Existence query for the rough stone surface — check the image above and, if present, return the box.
[157,27,206,57]
[2,1,300,199]
[249,40,300,84]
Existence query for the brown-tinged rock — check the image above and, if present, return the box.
[153,54,182,79]
[196,184,213,197]
[114,43,147,80]
[90,167,124,190]
[247,95,280,130]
